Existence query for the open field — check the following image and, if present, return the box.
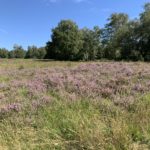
[0,60,150,149]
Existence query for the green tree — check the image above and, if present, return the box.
[26,46,38,58]
[10,44,26,58]
[36,47,46,59]
[138,3,150,61]
[46,20,83,60]
[102,13,129,60]
[8,51,15,58]
[118,20,143,61]
[26,46,46,59]
[80,26,101,60]
[45,42,54,59]
[0,48,9,58]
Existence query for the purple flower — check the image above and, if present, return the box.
[0,103,21,114]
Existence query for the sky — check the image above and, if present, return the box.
[0,0,149,50]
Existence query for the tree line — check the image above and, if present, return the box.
[0,45,46,59]
[1,2,150,61]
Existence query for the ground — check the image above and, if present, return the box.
[0,59,150,149]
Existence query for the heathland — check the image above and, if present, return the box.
[0,59,150,149]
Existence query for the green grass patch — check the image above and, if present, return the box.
[1,95,150,149]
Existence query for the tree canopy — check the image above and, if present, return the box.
[46,20,83,60]
[1,2,150,61]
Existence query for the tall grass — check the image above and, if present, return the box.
[0,60,150,149]
[1,95,150,149]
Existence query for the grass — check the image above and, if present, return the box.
[0,59,80,71]
[1,95,150,149]
[0,59,150,149]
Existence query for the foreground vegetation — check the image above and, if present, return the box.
[0,60,150,149]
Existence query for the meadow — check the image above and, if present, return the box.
[0,59,150,149]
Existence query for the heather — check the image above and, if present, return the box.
[0,60,150,149]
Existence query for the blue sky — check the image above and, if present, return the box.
[0,0,148,50]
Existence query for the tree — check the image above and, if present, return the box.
[8,51,15,58]
[45,41,54,59]
[36,47,46,59]
[80,26,101,60]
[118,20,143,61]
[9,44,26,58]
[0,48,9,58]
[46,20,83,60]
[26,46,46,59]
[102,13,129,59]
[26,46,38,58]
[138,3,150,61]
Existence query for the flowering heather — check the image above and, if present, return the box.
[0,103,21,115]
[1,62,150,112]
[1,61,150,149]
[31,96,51,110]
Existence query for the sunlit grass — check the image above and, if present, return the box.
[0,59,150,149]
[1,95,150,149]
[0,59,80,71]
